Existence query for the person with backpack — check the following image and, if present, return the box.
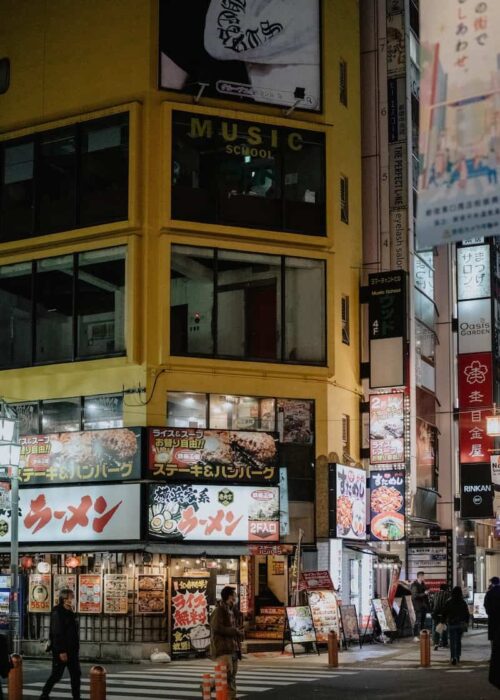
[442,586,469,665]
[432,584,450,651]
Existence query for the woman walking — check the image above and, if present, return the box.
[442,586,469,665]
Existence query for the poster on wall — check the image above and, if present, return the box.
[277,400,314,444]
[78,575,102,614]
[148,428,278,483]
[0,484,142,544]
[417,1,500,247]
[372,598,397,632]
[159,0,321,112]
[148,483,279,542]
[171,577,210,656]
[369,469,405,541]
[19,428,142,484]
[369,393,405,464]
[328,464,367,541]
[53,574,77,605]
[104,574,129,615]
[28,574,51,613]
[137,575,165,614]
[285,606,317,644]
[307,591,340,641]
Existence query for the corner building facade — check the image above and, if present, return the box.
[0,0,362,658]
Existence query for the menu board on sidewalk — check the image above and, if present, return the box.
[29,574,51,613]
[307,591,340,641]
[473,592,487,620]
[171,577,210,656]
[372,598,397,632]
[53,574,77,605]
[339,604,361,642]
[286,606,317,644]
[104,574,129,614]
[78,574,102,614]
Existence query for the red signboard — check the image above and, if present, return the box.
[459,409,494,464]
[299,570,334,591]
[458,353,493,410]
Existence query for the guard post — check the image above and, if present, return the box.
[90,664,107,700]
[8,653,22,700]
[420,629,431,667]
[328,631,339,667]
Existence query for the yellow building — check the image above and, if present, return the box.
[0,0,362,657]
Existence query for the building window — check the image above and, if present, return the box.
[170,245,326,365]
[0,113,129,242]
[341,295,350,345]
[83,394,124,429]
[342,414,350,454]
[167,392,208,429]
[171,111,326,236]
[340,175,349,224]
[0,246,126,369]
[339,59,348,106]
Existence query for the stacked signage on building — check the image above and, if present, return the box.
[457,242,494,519]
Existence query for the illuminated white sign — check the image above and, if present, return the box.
[458,299,492,354]
[457,245,491,300]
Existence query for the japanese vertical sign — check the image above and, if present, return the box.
[171,577,210,656]
[369,393,405,464]
[417,0,500,247]
[369,469,405,541]
[0,484,141,543]
[328,464,367,540]
[28,574,51,613]
[369,272,407,388]
[148,484,279,542]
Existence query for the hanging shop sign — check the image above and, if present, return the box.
[148,428,278,483]
[171,577,210,657]
[458,352,493,410]
[459,409,494,464]
[372,598,397,633]
[248,544,293,556]
[417,1,500,247]
[0,484,142,544]
[148,483,279,542]
[328,464,367,541]
[300,570,334,591]
[53,574,77,605]
[491,455,500,488]
[407,532,453,592]
[457,245,491,301]
[460,463,493,519]
[369,469,405,541]
[104,574,129,615]
[458,299,492,354]
[137,575,165,614]
[159,0,321,111]
[279,467,289,536]
[28,573,51,613]
[78,574,102,614]
[368,271,407,388]
[369,393,405,464]
[307,590,340,641]
[285,606,317,644]
[19,428,142,484]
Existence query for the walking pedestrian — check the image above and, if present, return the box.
[411,571,430,641]
[210,586,244,700]
[484,576,500,688]
[442,586,469,665]
[0,634,11,699]
[39,588,81,700]
[432,584,450,651]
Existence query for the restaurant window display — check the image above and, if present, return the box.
[171,111,325,236]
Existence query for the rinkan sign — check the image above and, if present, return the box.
[460,463,494,518]
[187,116,304,155]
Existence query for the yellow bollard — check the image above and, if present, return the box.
[8,653,22,700]
[420,629,431,667]
[89,664,107,700]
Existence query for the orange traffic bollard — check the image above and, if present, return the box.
[215,662,228,700]
[420,629,431,667]
[328,631,339,668]
[8,653,22,700]
[202,672,213,699]
[90,664,107,700]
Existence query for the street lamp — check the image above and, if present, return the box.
[0,403,20,654]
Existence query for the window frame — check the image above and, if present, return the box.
[340,174,349,224]
[0,112,130,243]
[341,294,350,345]
[339,58,348,107]
[170,244,327,366]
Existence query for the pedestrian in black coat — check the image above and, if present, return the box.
[484,576,500,689]
[0,633,11,699]
[40,588,81,700]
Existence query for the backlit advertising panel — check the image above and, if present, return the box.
[369,393,405,465]
[328,464,367,541]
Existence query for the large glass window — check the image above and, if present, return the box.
[0,247,126,368]
[0,113,129,243]
[83,394,123,429]
[172,112,325,236]
[170,246,326,365]
[167,392,208,428]
[0,261,32,368]
[42,398,81,433]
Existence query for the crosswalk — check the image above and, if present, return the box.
[23,660,358,698]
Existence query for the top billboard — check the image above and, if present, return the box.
[416,0,500,247]
[159,0,321,111]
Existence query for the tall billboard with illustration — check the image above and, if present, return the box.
[417,1,500,247]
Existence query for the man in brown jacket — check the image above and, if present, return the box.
[210,586,243,700]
